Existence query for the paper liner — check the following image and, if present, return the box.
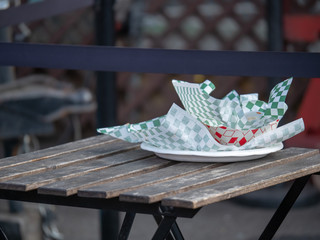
[172,78,292,130]
[98,78,303,153]
[205,120,279,147]
[98,104,304,152]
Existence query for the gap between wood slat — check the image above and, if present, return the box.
[161,154,320,209]
[0,135,116,170]
[0,149,153,191]
[119,148,318,204]
[77,162,223,199]
[0,140,139,182]
[37,157,173,196]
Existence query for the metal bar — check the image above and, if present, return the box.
[0,42,320,78]
[0,226,8,240]
[170,221,184,240]
[0,0,94,27]
[266,0,283,91]
[152,216,178,240]
[152,206,189,240]
[258,175,311,240]
[0,188,199,239]
[153,215,176,240]
[267,0,283,52]
[118,212,136,240]
[95,0,118,239]
[0,188,199,218]
[0,25,24,213]
[160,206,185,240]
[100,210,119,240]
[0,189,160,215]
[95,0,117,128]
[153,215,184,240]
[0,27,14,84]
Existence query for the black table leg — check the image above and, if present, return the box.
[152,215,178,240]
[153,215,175,240]
[259,175,311,240]
[118,212,136,240]
[153,215,184,240]
[170,220,184,240]
[0,226,8,240]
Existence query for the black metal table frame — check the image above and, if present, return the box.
[0,173,317,240]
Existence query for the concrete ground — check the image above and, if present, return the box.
[2,187,320,240]
[54,198,320,240]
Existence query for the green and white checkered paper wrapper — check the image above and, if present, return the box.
[98,103,304,152]
[172,78,292,130]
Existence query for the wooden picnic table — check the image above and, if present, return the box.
[0,134,320,240]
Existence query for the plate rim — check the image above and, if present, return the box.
[140,142,284,158]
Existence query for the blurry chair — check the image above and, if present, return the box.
[0,74,96,240]
[0,74,96,148]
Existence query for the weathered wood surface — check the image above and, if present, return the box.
[37,157,172,196]
[78,162,221,199]
[0,135,319,211]
[0,140,138,182]
[0,149,152,191]
[0,135,114,170]
[119,148,319,204]
[162,154,320,209]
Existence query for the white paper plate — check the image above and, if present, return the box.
[140,142,283,162]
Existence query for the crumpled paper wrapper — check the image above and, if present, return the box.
[98,78,304,152]
[172,78,292,146]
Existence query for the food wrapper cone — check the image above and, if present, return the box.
[98,104,305,152]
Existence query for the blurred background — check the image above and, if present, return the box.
[1,0,320,153]
[0,0,320,239]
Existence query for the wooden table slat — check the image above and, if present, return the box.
[119,148,318,204]
[0,135,115,170]
[0,140,138,182]
[77,162,222,199]
[161,154,320,209]
[0,149,152,191]
[37,157,172,196]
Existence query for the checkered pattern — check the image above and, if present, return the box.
[129,116,165,131]
[98,104,238,151]
[173,78,293,130]
[172,79,237,128]
[97,125,141,143]
[98,77,303,152]
[97,104,305,152]
[97,116,165,143]
[269,78,292,104]
[264,77,292,119]
[206,120,279,147]
[128,104,236,151]
[200,79,216,94]
[223,90,239,101]
[240,93,259,102]
[241,118,304,150]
